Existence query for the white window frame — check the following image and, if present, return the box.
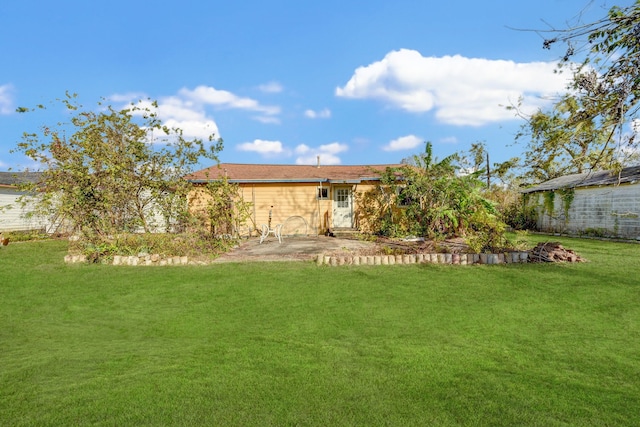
[317,187,329,200]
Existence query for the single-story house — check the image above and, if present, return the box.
[521,165,640,239]
[0,171,54,232]
[185,162,401,235]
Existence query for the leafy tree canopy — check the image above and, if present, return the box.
[12,93,223,238]
[513,1,640,183]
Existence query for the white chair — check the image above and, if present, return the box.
[259,223,283,244]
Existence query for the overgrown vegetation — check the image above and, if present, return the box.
[356,142,521,252]
[188,173,254,237]
[558,187,575,220]
[511,1,640,184]
[500,195,538,231]
[68,232,235,263]
[1,229,54,242]
[12,93,222,236]
[10,93,253,261]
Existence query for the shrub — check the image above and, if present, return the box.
[3,230,55,242]
[69,232,236,263]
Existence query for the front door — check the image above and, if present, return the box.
[332,187,353,228]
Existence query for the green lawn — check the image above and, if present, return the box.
[1,236,639,426]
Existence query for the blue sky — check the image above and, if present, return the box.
[0,0,631,171]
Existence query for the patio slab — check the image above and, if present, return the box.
[211,235,375,263]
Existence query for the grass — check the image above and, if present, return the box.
[1,236,639,426]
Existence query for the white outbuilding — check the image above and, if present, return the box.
[0,172,53,232]
[522,166,640,240]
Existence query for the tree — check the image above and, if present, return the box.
[362,142,507,248]
[189,173,254,237]
[516,1,640,181]
[460,142,518,188]
[12,93,222,238]
[513,93,616,182]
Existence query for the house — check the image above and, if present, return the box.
[0,171,53,232]
[185,162,401,235]
[521,165,640,239]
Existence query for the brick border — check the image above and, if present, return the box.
[316,252,530,266]
[65,251,530,266]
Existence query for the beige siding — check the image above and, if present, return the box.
[189,180,382,236]
[240,183,326,234]
[353,182,379,233]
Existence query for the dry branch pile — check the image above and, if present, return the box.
[529,242,585,263]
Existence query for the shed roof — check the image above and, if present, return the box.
[186,163,402,184]
[0,171,43,189]
[521,165,640,194]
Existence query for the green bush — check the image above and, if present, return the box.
[70,232,236,263]
[501,199,538,230]
[3,230,54,242]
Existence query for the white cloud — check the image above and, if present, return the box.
[336,49,570,126]
[112,84,283,142]
[258,81,283,93]
[440,136,458,144]
[179,85,280,116]
[304,108,331,119]
[0,84,14,114]
[107,92,147,103]
[319,142,348,154]
[149,96,204,122]
[383,134,422,151]
[120,96,221,142]
[294,142,348,165]
[253,115,281,124]
[295,144,311,154]
[237,139,284,155]
[158,119,219,140]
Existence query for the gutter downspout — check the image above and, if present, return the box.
[317,181,322,235]
[252,184,256,235]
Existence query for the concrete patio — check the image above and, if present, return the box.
[211,235,375,263]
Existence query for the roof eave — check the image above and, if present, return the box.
[188,177,384,184]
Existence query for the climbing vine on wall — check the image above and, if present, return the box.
[557,188,575,220]
[543,191,556,216]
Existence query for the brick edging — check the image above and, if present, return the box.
[64,251,531,266]
[316,252,530,266]
[64,253,211,265]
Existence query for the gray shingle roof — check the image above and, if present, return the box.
[0,171,43,188]
[521,166,640,193]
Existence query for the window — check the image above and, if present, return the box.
[317,187,329,200]
[335,188,350,208]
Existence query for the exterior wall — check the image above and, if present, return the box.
[1,187,172,235]
[244,181,380,234]
[133,190,174,233]
[189,180,381,236]
[353,182,378,233]
[0,188,52,232]
[527,183,640,239]
[241,182,324,234]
